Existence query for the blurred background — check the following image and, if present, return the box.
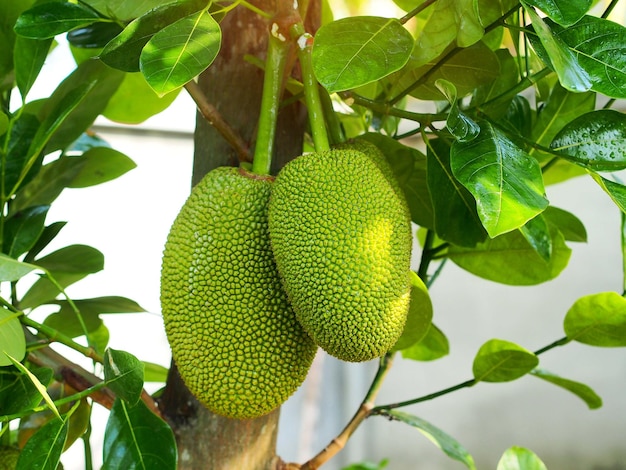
[13,1,626,469]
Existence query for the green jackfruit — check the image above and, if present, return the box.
[268,149,413,362]
[160,167,317,419]
[0,447,19,470]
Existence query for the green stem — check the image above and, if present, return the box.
[318,82,345,145]
[602,0,620,18]
[290,23,330,152]
[251,25,291,175]
[83,407,94,470]
[340,91,447,124]
[399,0,440,24]
[417,229,435,282]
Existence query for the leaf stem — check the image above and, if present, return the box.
[399,0,440,25]
[299,354,394,469]
[602,0,620,18]
[251,23,291,175]
[290,23,330,152]
[184,81,251,163]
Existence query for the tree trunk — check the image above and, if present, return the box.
[159,2,320,469]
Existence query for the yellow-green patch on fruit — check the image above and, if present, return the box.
[268,149,412,362]
[160,167,317,419]
[0,446,20,470]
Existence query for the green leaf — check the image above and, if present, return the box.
[4,112,41,198]
[525,5,592,93]
[0,254,37,282]
[312,16,413,93]
[7,354,61,420]
[448,227,571,285]
[341,460,388,470]
[81,0,174,22]
[0,309,26,367]
[589,173,626,214]
[551,110,626,171]
[104,349,144,405]
[103,399,177,470]
[67,22,123,49]
[401,323,449,361]
[412,0,483,67]
[472,339,538,382]
[359,133,433,228]
[14,36,53,100]
[530,368,602,409]
[426,138,487,247]
[563,291,626,347]
[140,9,221,96]
[24,221,66,264]
[15,417,67,470]
[142,362,169,383]
[0,367,53,415]
[68,147,136,187]
[3,205,50,258]
[382,410,476,469]
[391,272,433,351]
[20,245,104,309]
[523,0,591,27]
[497,446,548,470]
[99,0,207,72]
[436,79,480,142]
[543,206,587,242]
[401,42,500,101]
[14,2,102,39]
[543,16,626,99]
[472,49,520,119]
[0,111,8,136]
[519,215,551,262]
[450,122,548,237]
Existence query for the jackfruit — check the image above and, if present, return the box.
[0,447,19,470]
[160,166,317,419]
[268,149,413,362]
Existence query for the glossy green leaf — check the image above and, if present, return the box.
[497,446,548,470]
[563,292,626,347]
[14,2,102,39]
[38,59,124,152]
[472,49,519,119]
[412,0,483,67]
[20,245,104,309]
[103,73,180,124]
[451,122,548,237]
[82,0,173,21]
[104,349,144,405]
[401,42,500,100]
[99,0,207,72]
[551,110,626,171]
[23,222,66,264]
[312,16,413,93]
[14,36,53,100]
[16,417,67,470]
[448,227,571,285]
[7,355,61,420]
[427,138,487,247]
[4,112,40,198]
[67,22,123,49]
[523,0,591,27]
[0,254,37,282]
[3,205,50,258]
[143,362,169,383]
[531,368,602,409]
[68,147,136,188]
[436,79,480,142]
[90,322,110,356]
[0,309,26,367]
[401,323,449,361]
[140,9,221,96]
[519,215,551,262]
[103,399,177,470]
[382,410,476,469]
[359,133,433,228]
[391,272,433,351]
[544,16,626,99]
[0,367,53,415]
[473,339,538,382]
[590,173,626,214]
[543,206,587,242]
[525,6,592,93]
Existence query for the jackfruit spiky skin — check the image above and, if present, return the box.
[160,167,317,419]
[268,149,412,362]
[0,447,19,470]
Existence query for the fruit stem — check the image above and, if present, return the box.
[251,23,291,175]
[290,23,330,152]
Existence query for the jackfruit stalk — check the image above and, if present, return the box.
[160,167,317,419]
[268,148,412,362]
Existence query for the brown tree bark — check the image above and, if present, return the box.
[159,2,320,469]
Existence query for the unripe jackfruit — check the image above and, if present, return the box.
[160,167,317,419]
[0,447,19,470]
[268,149,412,362]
